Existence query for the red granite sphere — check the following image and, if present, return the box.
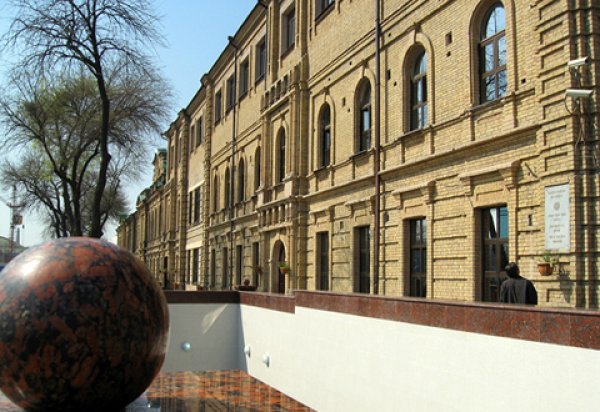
[0,238,169,412]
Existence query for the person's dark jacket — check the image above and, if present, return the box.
[500,275,538,305]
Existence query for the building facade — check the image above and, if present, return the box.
[118,0,599,308]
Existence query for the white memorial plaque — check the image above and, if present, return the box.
[545,184,570,250]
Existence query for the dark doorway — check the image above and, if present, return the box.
[357,226,370,294]
[277,246,286,294]
[482,206,509,302]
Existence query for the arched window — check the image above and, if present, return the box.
[277,129,286,183]
[224,168,231,209]
[356,80,371,152]
[410,51,428,130]
[480,3,506,102]
[254,147,261,190]
[238,158,245,202]
[212,174,219,212]
[319,103,331,167]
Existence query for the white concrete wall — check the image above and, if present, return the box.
[162,303,242,372]
[240,305,600,412]
[162,302,600,411]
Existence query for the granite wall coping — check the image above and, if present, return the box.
[164,290,600,350]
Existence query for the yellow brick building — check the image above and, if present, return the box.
[118,0,599,308]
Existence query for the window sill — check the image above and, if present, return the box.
[315,3,335,24]
[470,95,506,113]
[239,91,248,102]
[255,74,265,86]
[314,164,331,174]
[399,127,427,141]
[280,45,295,60]
[350,148,373,161]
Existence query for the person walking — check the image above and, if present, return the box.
[500,262,538,305]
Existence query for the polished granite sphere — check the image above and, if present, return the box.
[0,237,169,412]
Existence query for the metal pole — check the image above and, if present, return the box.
[373,0,381,295]
[228,36,239,290]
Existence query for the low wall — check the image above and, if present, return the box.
[164,291,600,411]
[162,292,241,372]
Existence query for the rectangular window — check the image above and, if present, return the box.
[282,7,295,54]
[316,0,334,18]
[356,226,370,293]
[193,187,201,224]
[409,219,427,297]
[196,118,203,146]
[317,232,329,291]
[222,247,229,288]
[192,248,199,284]
[236,245,243,286]
[255,37,266,82]
[189,126,195,154]
[239,59,249,98]
[188,191,193,224]
[214,90,222,123]
[226,75,235,112]
[252,242,260,286]
[210,249,216,288]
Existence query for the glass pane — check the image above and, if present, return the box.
[485,208,497,238]
[422,105,428,127]
[321,106,330,126]
[411,250,421,273]
[362,108,370,132]
[485,76,496,101]
[484,43,495,71]
[416,80,424,102]
[413,221,421,243]
[414,52,426,76]
[494,6,506,33]
[421,220,427,242]
[501,243,509,269]
[499,207,508,238]
[422,250,427,272]
[498,36,507,66]
[485,6,505,38]
[497,70,507,97]
[486,245,497,271]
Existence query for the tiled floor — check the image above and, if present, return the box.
[0,370,314,412]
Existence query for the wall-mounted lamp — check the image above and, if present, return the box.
[568,56,590,69]
[244,344,251,357]
[565,89,593,99]
[262,353,270,367]
[181,341,192,352]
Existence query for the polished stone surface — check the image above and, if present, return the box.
[0,370,313,411]
[0,238,169,412]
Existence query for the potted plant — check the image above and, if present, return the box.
[278,261,290,274]
[236,277,257,292]
[538,250,558,276]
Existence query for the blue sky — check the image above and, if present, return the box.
[0,1,256,245]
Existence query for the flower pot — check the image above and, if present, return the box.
[538,263,554,276]
[279,267,289,274]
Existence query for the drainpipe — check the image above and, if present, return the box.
[373,0,381,295]
[229,36,239,290]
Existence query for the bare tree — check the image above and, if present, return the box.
[2,0,169,237]
[0,72,167,237]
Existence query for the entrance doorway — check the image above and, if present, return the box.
[481,206,509,302]
[277,246,286,294]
